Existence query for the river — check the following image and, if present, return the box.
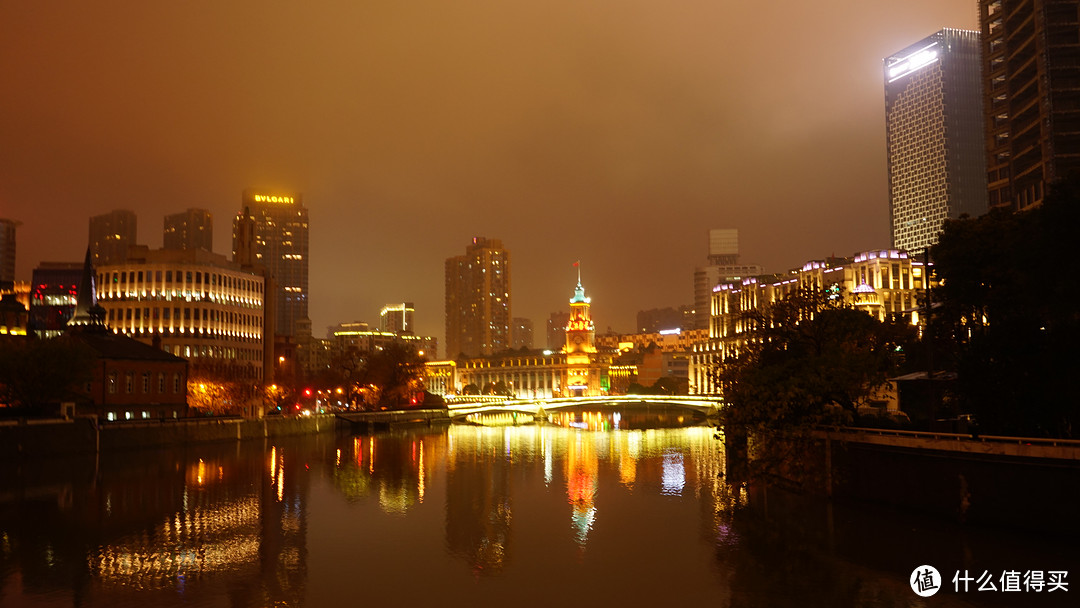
[1,406,1075,607]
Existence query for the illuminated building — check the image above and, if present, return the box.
[89,209,138,266]
[95,245,268,386]
[690,249,930,395]
[885,29,986,254]
[328,321,437,358]
[0,218,17,289]
[29,261,83,338]
[444,237,510,358]
[980,0,1080,210]
[693,229,763,330]
[164,208,213,252]
[380,302,414,334]
[233,189,308,337]
[65,249,190,420]
[450,273,613,398]
[511,317,533,349]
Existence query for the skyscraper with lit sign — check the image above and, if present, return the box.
[445,237,510,358]
[233,189,308,337]
[885,29,986,255]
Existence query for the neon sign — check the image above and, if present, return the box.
[252,194,295,204]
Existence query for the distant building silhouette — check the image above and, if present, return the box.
[511,317,533,349]
[546,311,569,351]
[693,229,763,330]
[885,28,986,254]
[0,218,18,290]
[89,209,137,266]
[445,237,510,358]
[164,208,213,252]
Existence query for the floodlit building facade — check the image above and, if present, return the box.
[95,246,268,383]
[690,249,929,395]
[885,28,986,254]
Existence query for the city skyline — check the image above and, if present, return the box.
[0,2,977,340]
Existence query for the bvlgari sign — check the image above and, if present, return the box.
[252,194,295,204]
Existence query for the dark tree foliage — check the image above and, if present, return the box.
[0,335,95,413]
[357,342,426,408]
[718,287,913,432]
[714,288,914,487]
[930,176,1080,437]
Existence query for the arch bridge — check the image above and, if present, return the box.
[445,395,722,421]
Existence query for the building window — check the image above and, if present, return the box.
[174,373,182,393]
[158,373,166,392]
[108,372,117,394]
[125,373,134,393]
[141,411,150,419]
[125,411,132,420]
[107,412,116,421]
[142,372,150,393]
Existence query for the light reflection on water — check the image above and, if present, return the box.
[1,415,1075,607]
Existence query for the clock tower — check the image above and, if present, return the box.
[565,273,596,355]
[564,267,597,396]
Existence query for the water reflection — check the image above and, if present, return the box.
[0,439,320,607]
[3,413,1076,607]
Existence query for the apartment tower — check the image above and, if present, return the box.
[979,0,1080,210]
[445,237,510,358]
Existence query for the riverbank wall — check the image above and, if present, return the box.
[820,428,1080,534]
[0,415,336,457]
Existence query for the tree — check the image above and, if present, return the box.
[718,288,913,432]
[0,335,94,414]
[357,342,426,408]
[929,176,1080,437]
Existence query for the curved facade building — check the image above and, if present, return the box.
[95,247,266,381]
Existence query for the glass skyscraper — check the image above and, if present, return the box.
[885,29,987,254]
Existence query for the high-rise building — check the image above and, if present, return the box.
[546,311,570,351]
[164,208,213,252]
[980,0,1080,211]
[381,302,415,334]
[693,229,763,330]
[233,189,309,337]
[511,317,533,349]
[445,237,510,358]
[885,28,987,254]
[89,209,138,266]
[0,218,18,289]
